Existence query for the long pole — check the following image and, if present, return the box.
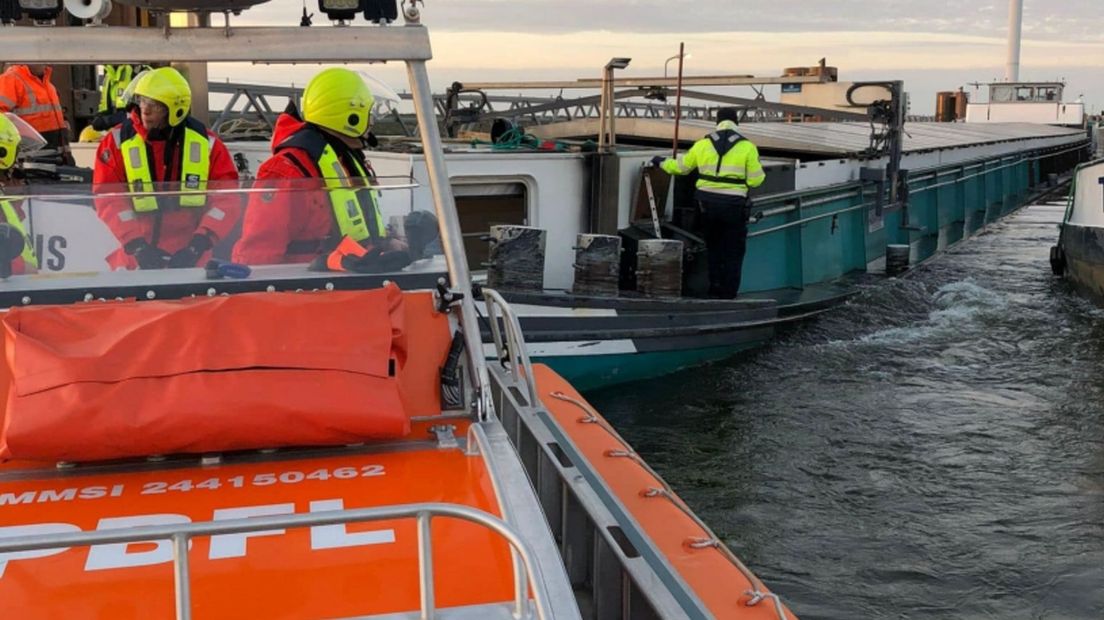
[672,42,685,158]
[607,67,617,149]
[1005,0,1023,82]
[598,67,608,151]
[407,60,495,420]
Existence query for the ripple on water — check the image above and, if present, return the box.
[589,207,1104,619]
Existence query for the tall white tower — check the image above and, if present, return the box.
[1005,0,1023,82]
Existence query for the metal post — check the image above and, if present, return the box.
[672,42,685,158]
[172,533,192,620]
[406,60,495,420]
[597,69,608,151]
[607,67,616,150]
[417,512,435,620]
[1006,0,1023,82]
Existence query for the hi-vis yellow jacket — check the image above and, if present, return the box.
[660,120,765,198]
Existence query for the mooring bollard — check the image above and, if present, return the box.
[886,244,910,276]
[572,234,621,297]
[636,239,683,298]
[487,225,546,292]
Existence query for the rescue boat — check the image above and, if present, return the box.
[0,4,793,618]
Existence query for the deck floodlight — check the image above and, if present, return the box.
[606,58,631,71]
[17,0,61,22]
[318,0,363,22]
[363,0,396,23]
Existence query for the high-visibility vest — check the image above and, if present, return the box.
[112,117,212,213]
[0,199,38,269]
[276,126,385,242]
[0,66,65,135]
[660,119,766,198]
[98,65,135,114]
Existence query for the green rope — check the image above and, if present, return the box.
[470,126,568,152]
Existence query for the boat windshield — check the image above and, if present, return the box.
[0,177,446,309]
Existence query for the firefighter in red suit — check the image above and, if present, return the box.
[232,67,393,266]
[93,67,240,270]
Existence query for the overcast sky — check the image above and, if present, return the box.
[214,0,1104,114]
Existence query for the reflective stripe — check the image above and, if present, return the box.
[0,94,16,109]
[117,210,136,222]
[660,157,693,176]
[118,133,157,212]
[178,127,211,206]
[0,200,38,268]
[12,73,37,106]
[317,143,384,242]
[206,207,226,221]
[700,186,749,197]
[126,145,144,170]
[697,164,746,177]
[10,103,62,116]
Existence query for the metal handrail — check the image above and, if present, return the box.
[0,182,422,203]
[0,502,552,620]
[482,288,539,405]
[1061,158,1104,225]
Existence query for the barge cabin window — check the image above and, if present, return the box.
[989,83,1064,104]
[454,181,528,270]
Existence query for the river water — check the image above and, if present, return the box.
[589,203,1104,619]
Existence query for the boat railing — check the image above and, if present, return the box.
[1061,157,1104,225]
[483,287,539,405]
[747,141,1092,239]
[0,502,553,620]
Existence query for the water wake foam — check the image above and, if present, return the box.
[857,279,1007,346]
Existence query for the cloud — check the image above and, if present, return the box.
[211,0,1104,114]
[235,0,1104,41]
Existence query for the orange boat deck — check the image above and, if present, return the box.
[0,430,528,619]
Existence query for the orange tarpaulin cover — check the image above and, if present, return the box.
[0,286,412,462]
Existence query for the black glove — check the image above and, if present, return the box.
[125,238,170,270]
[91,111,126,132]
[168,233,214,269]
[649,156,666,167]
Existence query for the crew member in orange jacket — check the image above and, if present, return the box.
[93,67,240,270]
[0,64,73,165]
[233,67,394,266]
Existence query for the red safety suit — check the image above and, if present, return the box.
[232,113,379,265]
[93,110,241,270]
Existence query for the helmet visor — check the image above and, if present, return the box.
[356,71,401,122]
[4,113,47,157]
[121,69,151,107]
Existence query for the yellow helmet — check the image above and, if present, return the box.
[302,68,374,138]
[133,67,192,127]
[0,114,18,170]
[79,125,105,143]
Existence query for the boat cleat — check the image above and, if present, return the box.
[429,424,460,450]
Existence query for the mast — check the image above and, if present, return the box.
[1005,0,1023,82]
